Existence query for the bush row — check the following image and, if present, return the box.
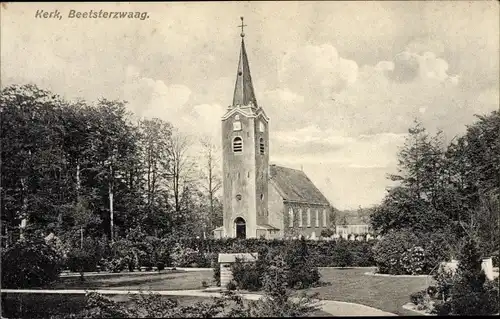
[63,236,377,273]
[164,237,376,268]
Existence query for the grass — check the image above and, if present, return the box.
[306,267,432,316]
[50,270,215,291]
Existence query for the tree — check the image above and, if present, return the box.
[136,118,173,236]
[165,129,197,235]
[1,85,72,238]
[199,137,223,234]
[371,120,451,234]
[446,237,492,315]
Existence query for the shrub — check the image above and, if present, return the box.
[484,279,499,314]
[108,239,138,271]
[401,246,426,275]
[102,257,128,273]
[445,238,492,315]
[79,291,229,318]
[410,290,426,305]
[248,254,321,317]
[231,258,263,291]
[1,237,63,288]
[170,243,201,267]
[433,267,455,301]
[283,237,320,289]
[373,230,450,275]
[320,228,334,238]
[212,259,221,286]
[372,230,420,275]
[156,261,165,272]
[333,243,353,268]
[226,280,237,291]
[66,248,100,273]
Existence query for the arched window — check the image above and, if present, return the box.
[323,209,327,227]
[315,209,319,227]
[298,209,303,227]
[307,208,311,227]
[289,208,294,228]
[259,138,265,155]
[233,137,243,153]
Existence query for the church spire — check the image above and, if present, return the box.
[232,17,258,108]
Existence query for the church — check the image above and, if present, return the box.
[213,19,334,240]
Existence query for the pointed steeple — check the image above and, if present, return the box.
[232,17,258,108]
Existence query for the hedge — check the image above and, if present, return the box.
[61,237,377,273]
[163,237,376,268]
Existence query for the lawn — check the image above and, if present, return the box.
[307,267,432,316]
[50,270,215,291]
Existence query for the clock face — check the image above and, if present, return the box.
[233,121,242,131]
[259,121,265,132]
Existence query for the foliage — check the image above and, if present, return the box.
[283,237,321,289]
[409,290,426,305]
[332,242,353,268]
[231,257,264,291]
[212,258,221,286]
[226,280,238,291]
[157,261,165,271]
[66,248,101,273]
[432,267,455,301]
[445,237,492,315]
[1,237,63,288]
[372,230,419,275]
[170,242,202,267]
[371,113,500,262]
[248,254,321,317]
[416,237,500,316]
[320,228,334,238]
[400,246,425,275]
[373,230,453,275]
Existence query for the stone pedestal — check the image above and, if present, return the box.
[218,253,258,288]
[482,257,494,280]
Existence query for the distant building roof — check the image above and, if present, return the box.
[270,165,331,205]
[337,214,370,225]
[218,253,259,263]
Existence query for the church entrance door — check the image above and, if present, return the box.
[234,217,246,239]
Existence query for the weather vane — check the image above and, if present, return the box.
[238,16,247,38]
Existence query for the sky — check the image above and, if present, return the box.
[1,1,499,210]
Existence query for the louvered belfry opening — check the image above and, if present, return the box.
[233,136,243,152]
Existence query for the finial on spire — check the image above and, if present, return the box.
[238,16,247,38]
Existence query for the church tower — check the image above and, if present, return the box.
[220,18,270,238]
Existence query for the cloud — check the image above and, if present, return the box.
[124,67,192,121]
[278,44,359,98]
[271,129,406,169]
[264,88,304,104]
[388,50,457,83]
[123,65,226,145]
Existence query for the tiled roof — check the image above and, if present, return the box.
[269,165,331,205]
